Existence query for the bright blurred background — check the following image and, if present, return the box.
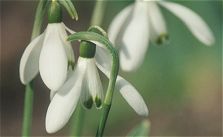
[1,0,222,136]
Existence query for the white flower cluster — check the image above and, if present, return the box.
[20,22,148,133]
[19,0,214,134]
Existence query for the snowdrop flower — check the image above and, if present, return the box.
[46,40,148,133]
[108,0,215,72]
[19,22,75,91]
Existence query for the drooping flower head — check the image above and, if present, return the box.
[108,0,215,72]
[19,1,75,91]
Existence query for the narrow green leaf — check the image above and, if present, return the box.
[58,0,78,20]
[127,120,151,137]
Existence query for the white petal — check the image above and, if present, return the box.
[110,1,150,72]
[50,69,74,101]
[86,59,104,105]
[147,2,168,43]
[108,4,134,44]
[62,22,75,34]
[159,1,215,45]
[95,46,112,71]
[80,75,93,109]
[50,90,56,101]
[59,23,75,66]
[39,24,68,90]
[46,57,87,133]
[96,62,148,116]
[80,58,104,109]
[65,44,75,64]
[19,33,44,84]
[116,76,149,116]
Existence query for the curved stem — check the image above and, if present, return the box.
[22,0,48,136]
[68,31,119,137]
[69,0,107,136]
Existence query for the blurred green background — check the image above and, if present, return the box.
[1,0,222,136]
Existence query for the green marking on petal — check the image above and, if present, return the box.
[156,33,169,45]
[95,96,102,109]
[83,97,93,109]
[68,60,75,70]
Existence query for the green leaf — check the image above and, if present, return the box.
[58,0,78,20]
[127,120,151,137]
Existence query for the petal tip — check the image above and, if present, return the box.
[156,33,169,45]
[19,72,27,85]
[136,103,149,117]
[45,122,59,134]
[142,107,149,117]
[204,35,215,46]
[45,110,64,134]
[120,55,143,72]
[21,80,27,85]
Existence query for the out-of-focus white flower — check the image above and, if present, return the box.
[19,23,75,91]
[45,42,149,133]
[108,0,215,72]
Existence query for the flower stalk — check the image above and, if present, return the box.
[22,82,34,137]
[89,1,117,135]
[69,106,85,137]
[31,0,49,39]
[68,31,119,137]
[69,0,107,136]
[22,0,48,136]
[91,0,107,26]
[48,0,62,23]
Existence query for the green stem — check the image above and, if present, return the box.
[22,1,48,136]
[69,106,85,137]
[96,104,111,137]
[69,0,107,136]
[96,43,117,136]
[90,0,107,26]
[91,1,116,135]
[22,82,34,137]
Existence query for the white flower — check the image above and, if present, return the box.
[19,22,75,91]
[45,43,149,133]
[108,0,215,72]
